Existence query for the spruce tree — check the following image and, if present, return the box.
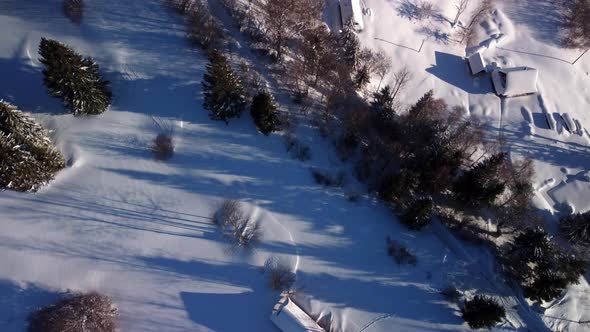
[371,85,395,120]
[202,50,246,124]
[338,20,360,70]
[461,296,505,329]
[0,101,65,192]
[453,152,507,207]
[39,38,111,115]
[250,91,279,135]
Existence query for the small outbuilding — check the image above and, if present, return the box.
[271,295,325,332]
[467,52,486,75]
[491,66,538,97]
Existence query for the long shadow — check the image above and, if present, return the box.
[500,0,564,47]
[426,51,493,95]
[0,280,60,332]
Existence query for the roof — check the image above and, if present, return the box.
[467,52,486,75]
[492,67,538,96]
[340,0,364,31]
[271,297,325,332]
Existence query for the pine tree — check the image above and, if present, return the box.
[453,152,507,207]
[371,85,395,120]
[39,38,111,115]
[0,101,65,192]
[250,91,279,135]
[202,50,246,124]
[338,20,360,70]
[461,295,505,329]
[353,64,370,90]
[400,196,433,230]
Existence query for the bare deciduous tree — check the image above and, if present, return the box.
[452,0,470,27]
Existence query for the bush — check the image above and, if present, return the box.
[63,0,84,24]
[559,211,590,246]
[213,200,260,250]
[0,101,65,192]
[310,169,344,187]
[250,91,279,135]
[400,196,433,230]
[285,134,311,161]
[39,38,111,115]
[150,117,174,161]
[386,237,417,266]
[185,2,225,51]
[28,292,117,332]
[461,295,505,329]
[264,257,295,291]
[440,285,462,302]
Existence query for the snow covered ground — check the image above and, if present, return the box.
[0,0,589,331]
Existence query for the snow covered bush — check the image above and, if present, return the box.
[386,237,417,266]
[400,196,433,230]
[461,295,505,329]
[0,101,65,192]
[28,292,117,332]
[559,211,590,246]
[561,0,590,49]
[213,200,260,250]
[264,257,295,291]
[39,38,112,115]
[202,50,246,124]
[250,91,279,135]
[63,0,84,24]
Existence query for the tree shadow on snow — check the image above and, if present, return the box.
[0,280,60,332]
[426,52,493,95]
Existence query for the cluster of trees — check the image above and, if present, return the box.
[201,50,279,134]
[0,101,65,192]
[39,38,112,115]
[501,227,586,302]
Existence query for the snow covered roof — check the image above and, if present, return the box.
[271,297,325,332]
[491,67,538,97]
[467,52,486,75]
[339,0,364,31]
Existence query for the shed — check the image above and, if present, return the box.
[339,0,364,31]
[271,296,325,332]
[491,67,538,97]
[467,52,486,75]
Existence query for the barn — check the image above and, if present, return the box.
[491,66,538,97]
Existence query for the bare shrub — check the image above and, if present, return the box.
[310,169,345,187]
[63,0,84,24]
[28,292,117,332]
[213,200,261,250]
[150,117,174,161]
[440,285,462,302]
[264,257,295,291]
[386,237,417,266]
[285,134,311,161]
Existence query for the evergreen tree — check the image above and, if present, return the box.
[250,91,279,135]
[338,20,360,70]
[353,64,370,90]
[461,295,505,329]
[559,211,590,245]
[371,85,395,120]
[453,152,507,207]
[202,50,246,124]
[400,196,433,230]
[0,101,65,192]
[39,38,111,115]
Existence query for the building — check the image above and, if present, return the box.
[491,67,538,97]
[467,52,486,75]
